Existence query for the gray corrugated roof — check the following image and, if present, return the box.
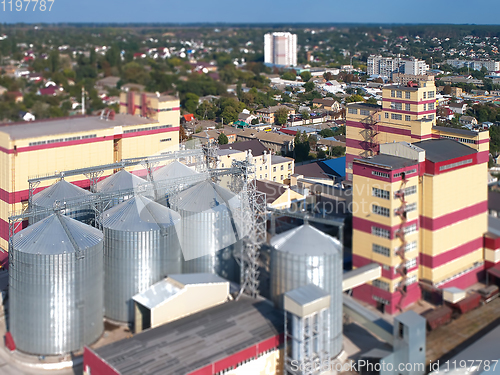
[271,155,292,164]
[96,169,146,193]
[13,214,103,254]
[413,139,476,163]
[32,179,92,208]
[152,160,198,182]
[285,284,329,306]
[354,154,418,170]
[170,273,228,286]
[132,279,182,310]
[219,139,268,156]
[0,114,156,140]
[93,297,283,375]
[101,195,181,232]
[270,224,342,256]
[176,180,239,213]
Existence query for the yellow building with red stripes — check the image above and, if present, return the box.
[0,93,180,251]
[347,78,491,313]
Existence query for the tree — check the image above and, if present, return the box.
[301,110,310,120]
[218,133,229,145]
[300,71,312,82]
[304,81,315,92]
[183,93,199,114]
[293,131,310,162]
[221,106,238,124]
[274,107,289,125]
[323,72,333,81]
[319,129,334,138]
[179,126,189,142]
[443,85,452,95]
[345,94,365,103]
[251,118,260,125]
[331,146,346,157]
[366,97,378,104]
[281,71,296,81]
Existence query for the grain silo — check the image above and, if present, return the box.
[102,195,182,323]
[171,180,242,283]
[30,179,93,224]
[9,213,104,356]
[152,160,199,202]
[96,168,148,207]
[270,224,343,358]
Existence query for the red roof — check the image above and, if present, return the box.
[183,114,195,122]
[39,86,57,96]
[279,128,297,136]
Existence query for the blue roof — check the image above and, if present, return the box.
[320,157,346,178]
[323,136,340,142]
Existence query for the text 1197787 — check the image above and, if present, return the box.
[1,0,54,11]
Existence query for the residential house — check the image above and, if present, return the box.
[236,128,295,155]
[312,98,341,112]
[38,86,63,96]
[450,87,463,97]
[255,105,296,124]
[96,76,121,90]
[459,115,478,128]
[449,102,468,115]
[256,180,304,209]
[18,111,35,122]
[7,92,23,103]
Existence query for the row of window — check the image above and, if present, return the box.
[159,138,172,142]
[391,90,411,99]
[372,279,390,291]
[395,185,417,198]
[372,204,390,217]
[372,171,390,178]
[395,202,417,216]
[372,187,390,200]
[394,168,417,178]
[385,112,434,122]
[372,226,390,238]
[440,135,475,144]
[123,124,172,134]
[29,134,97,147]
[438,158,473,172]
[373,241,417,258]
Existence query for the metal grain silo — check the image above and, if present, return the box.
[96,168,148,208]
[270,224,343,358]
[30,179,93,224]
[9,213,104,356]
[152,160,199,202]
[171,180,242,283]
[102,195,182,323]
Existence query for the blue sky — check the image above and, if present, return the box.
[1,0,500,24]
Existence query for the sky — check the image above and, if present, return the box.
[1,0,500,25]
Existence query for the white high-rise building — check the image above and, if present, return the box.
[367,55,428,78]
[264,32,297,67]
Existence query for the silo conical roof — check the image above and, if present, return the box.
[32,179,92,208]
[96,169,146,193]
[13,214,103,255]
[270,224,342,256]
[152,160,198,181]
[102,195,180,232]
[175,180,239,213]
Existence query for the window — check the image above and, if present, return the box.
[260,175,262,179]
[405,202,417,213]
[348,162,353,170]
[265,166,268,170]
[395,241,417,254]
[260,166,262,171]
[372,171,389,178]
[372,204,390,217]
[406,258,417,269]
[391,102,403,110]
[372,279,390,291]
[423,92,427,99]
[348,108,358,115]
[406,275,417,285]
[428,114,434,120]
[394,168,417,178]
[273,176,276,181]
[405,92,411,99]
[391,90,396,98]
[391,113,402,120]
[396,91,402,98]
[160,138,172,142]
[373,244,391,257]
[440,135,475,144]
[360,109,371,116]
[288,163,292,170]
[281,165,284,170]
[281,175,283,180]
[428,91,435,99]
[372,226,390,239]
[385,112,389,119]
[404,223,417,235]
[439,158,473,171]
[288,173,291,177]
[372,187,390,200]
[394,185,417,198]
[265,174,267,178]
[429,102,435,110]
[423,103,427,111]
[405,103,411,111]
[221,163,225,168]
[405,115,411,122]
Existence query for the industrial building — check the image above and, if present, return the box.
[0,92,180,251]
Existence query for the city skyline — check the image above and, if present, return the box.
[2,0,500,25]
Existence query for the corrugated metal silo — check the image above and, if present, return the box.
[171,180,242,283]
[9,214,104,356]
[270,224,343,358]
[30,179,93,224]
[152,160,199,202]
[96,169,148,207]
[102,195,182,323]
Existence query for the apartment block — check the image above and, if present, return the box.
[446,58,500,72]
[367,55,428,78]
[264,32,297,67]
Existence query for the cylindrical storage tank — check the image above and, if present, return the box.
[96,169,148,208]
[152,160,199,202]
[30,179,93,224]
[171,180,241,283]
[9,214,104,356]
[102,195,182,323]
[270,224,343,358]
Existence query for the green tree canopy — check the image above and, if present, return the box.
[345,94,365,103]
[274,107,290,125]
[281,71,296,81]
[300,71,312,82]
[304,81,315,92]
[218,133,229,145]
